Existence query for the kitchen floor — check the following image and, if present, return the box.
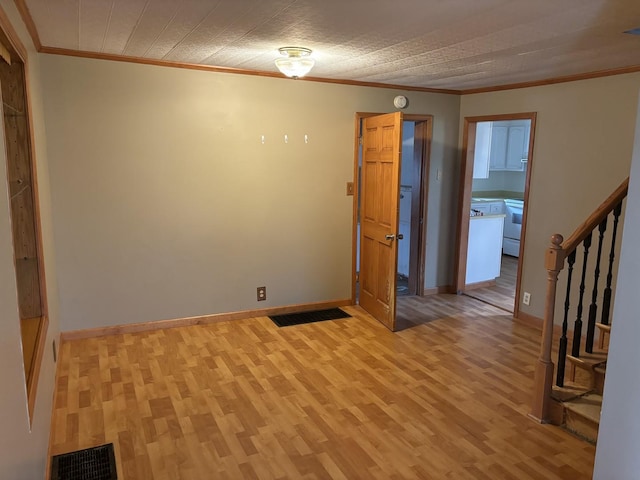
[464,255,518,312]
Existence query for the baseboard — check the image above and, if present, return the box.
[514,311,563,336]
[60,299,352,341]
[422,285,455,296]
[464,279,497,290]
[514,311,544,330]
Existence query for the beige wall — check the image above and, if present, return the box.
[0,1,59,478]
[461,74,640,318]
[594,94,640,479]
[40,54,461,331]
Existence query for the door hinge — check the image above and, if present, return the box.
[359,136,363,145]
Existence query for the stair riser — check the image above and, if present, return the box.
[594,370,605,395]
[565,410,599,444]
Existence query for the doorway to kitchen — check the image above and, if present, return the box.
[455,113,536,317]
[352,113,432,308]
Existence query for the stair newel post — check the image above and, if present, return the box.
[601,202,623,327]
[571,233,592,358]
[586,219,607,353]
[556,250,576,387]
[531,234,565,423]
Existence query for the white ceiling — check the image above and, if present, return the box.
[21,0,640,91]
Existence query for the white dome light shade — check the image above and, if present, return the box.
[275,47,315,79]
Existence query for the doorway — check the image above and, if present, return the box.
[0,20,49,421]
[455,113,536,317]
[352,113,432,324]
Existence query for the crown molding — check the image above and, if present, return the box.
[38,46,462,95]
[13,0,41,50]
[460,64,640,95]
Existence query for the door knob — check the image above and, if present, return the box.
[385,234,396,241]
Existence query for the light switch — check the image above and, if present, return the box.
[436,168,442,181]
[346,182,354,196]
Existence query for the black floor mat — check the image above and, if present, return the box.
[51,443,117,480]
[269,308,351,327]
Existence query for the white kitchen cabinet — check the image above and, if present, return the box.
[471,200,504,216]
[506,126,526,170]
[489,202,504,214]
[471,203,490,215]
[466,214,505,285]
[488,125,508,171]
[473,122,491,179]
[489,121,530,172]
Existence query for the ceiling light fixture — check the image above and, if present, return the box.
[275,47,315,79]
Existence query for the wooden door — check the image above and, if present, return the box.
[359,112,403,331]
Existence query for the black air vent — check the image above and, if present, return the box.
[51,443,117,480]
[270,308,351,327]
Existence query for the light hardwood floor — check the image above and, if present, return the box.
[50,295,594,479]
[464,255,518,312]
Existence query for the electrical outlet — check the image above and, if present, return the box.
[257,286,266,301]
[523,292,531,306]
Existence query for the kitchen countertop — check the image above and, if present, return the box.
[470,213,506,219]
[471,197,504,203]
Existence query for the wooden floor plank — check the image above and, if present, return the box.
[50,294,595,479]
[464,254,518,312]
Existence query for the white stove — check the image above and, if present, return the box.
[503,199,524,257]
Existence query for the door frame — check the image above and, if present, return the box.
[0,11,50,423]
[351,112,433,304]
[454,112,537,320]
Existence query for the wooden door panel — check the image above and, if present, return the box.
[360,236,376,296]
[376,242,392,303]
[363,163,377,222]
[379,162,394,228]
[381,125,395,153]
[359,112,402,331]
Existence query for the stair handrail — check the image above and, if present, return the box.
[561,179,629,256]
[530,177,629,423]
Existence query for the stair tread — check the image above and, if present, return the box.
[595,323,612,332]
[552,383,591,402]
[564,393,602,424]
[567,353,607,369]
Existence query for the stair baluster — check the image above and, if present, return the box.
[556,250,576,387]
[601,202,623,327]
[571,233,592,358]
[586,219,607,353]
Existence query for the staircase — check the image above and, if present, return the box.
[530,178,628,443]
[551,328,609,443]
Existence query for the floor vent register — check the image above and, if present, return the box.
[270,307,351,327]
[51,443,117,480]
